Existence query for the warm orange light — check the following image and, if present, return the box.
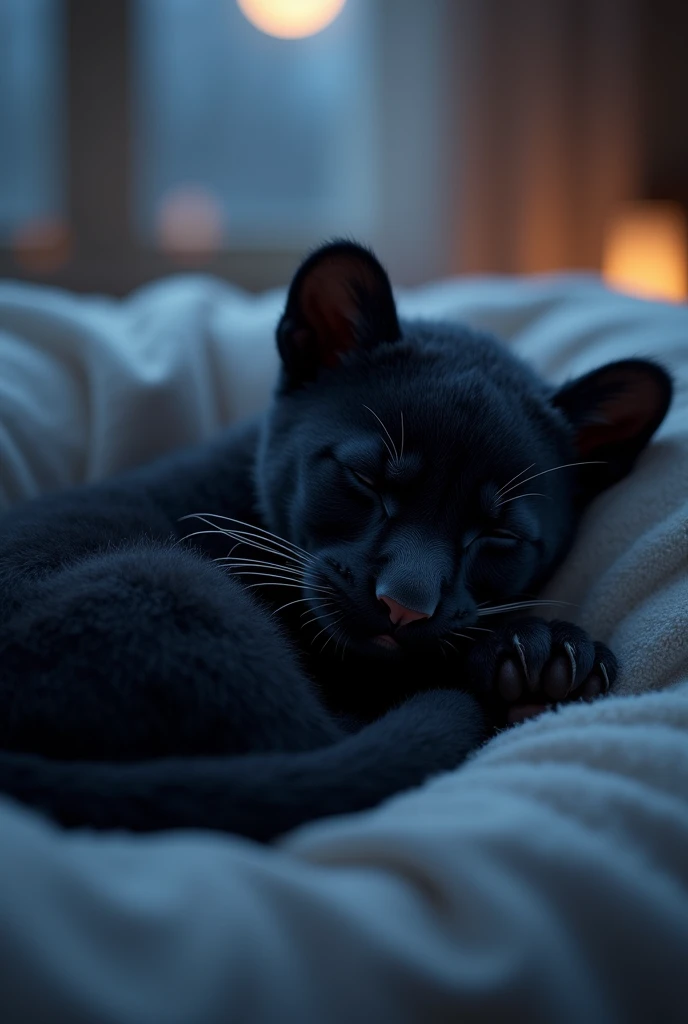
[13,217,73,275]
[236,0,346,39]
[603,201,687,302]
[156,186,225,263]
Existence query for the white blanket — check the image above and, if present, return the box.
[0,274,687,1022]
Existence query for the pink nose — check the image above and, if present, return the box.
[379,595,430,628]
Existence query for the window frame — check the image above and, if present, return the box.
[0,0,303,295]
[0,0,457,294]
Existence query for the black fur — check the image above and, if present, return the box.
[0,241,672,840]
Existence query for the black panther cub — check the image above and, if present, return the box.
[0,242,672,841]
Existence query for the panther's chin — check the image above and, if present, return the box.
[348,633,406,659]
[372,634,400,650]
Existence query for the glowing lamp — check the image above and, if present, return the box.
[156,186,225,263]
[13,217,73,275]
[603,201,687,303]
[236,0,346,39]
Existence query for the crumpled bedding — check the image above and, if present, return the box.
[0,272,687,1023]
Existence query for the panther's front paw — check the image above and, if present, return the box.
[467,617,618,725]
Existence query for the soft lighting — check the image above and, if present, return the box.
[236,0,346,39]
[156,186,225,262]
[603,201,687,302]
[13,218,73,275]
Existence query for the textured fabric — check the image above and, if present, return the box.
[1,689,687,1024]
[0,273,687,1022]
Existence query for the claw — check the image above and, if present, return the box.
[563,641,577,689]
[599,661,610,693]
[512,634,530,685]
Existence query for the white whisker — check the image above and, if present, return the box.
[181,524,307,567]
[180,513,312,559]
[496,461,607,500]
[245,581,333,594]
[363,405,399,464]
[477,599,576,617]
[225,568,334,592]
[312,616,343,648]
[220,565,303,581]
[175,528,228,548]
[218,559,335,593]
[320,621,345,655]
[496,492,550,507]
[334,626,348,658]
[449,632,476,642]
[216,529,311,567]
[218,531,311,567]
[227,570,310,585]
[399,410,405,462]
[300,601,335,617]
[220,534,308,564]
[181,515,312,566]
[215,557,308,575]
[495,463,536,499]
[221,569,314,586]
[301,608,341,630]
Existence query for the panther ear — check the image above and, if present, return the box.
[552,358,673,492]
[276,240,401,385]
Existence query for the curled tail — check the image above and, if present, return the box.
[0,690,484,841]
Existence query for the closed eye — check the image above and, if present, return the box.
[486,528,520,541]
[349,469,376,489]
[464,527,521,549]
[347,468,392,518]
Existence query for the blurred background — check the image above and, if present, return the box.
[0,0,687,299]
